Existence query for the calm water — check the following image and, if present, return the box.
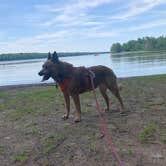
[0,52,166,86]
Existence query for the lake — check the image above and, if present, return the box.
[0,52,166,86]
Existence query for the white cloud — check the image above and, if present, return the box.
[38,0,113,27]
[37,0,112,13]
[35,4,64,13]
[0,26,119,53]
[111,0,166,20]
[128,19,166,31]
[0,30,70,53]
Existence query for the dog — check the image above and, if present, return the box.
[38,51,125,122]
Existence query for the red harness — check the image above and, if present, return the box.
[58,70,95,92]
[59,79,70,92]
[58,75,91,92]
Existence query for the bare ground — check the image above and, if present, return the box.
[0,75,166,166]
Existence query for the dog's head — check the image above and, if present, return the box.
[38,51,60,82]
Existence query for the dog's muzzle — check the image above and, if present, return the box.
[38,71,43,76]
[38,70,51,81]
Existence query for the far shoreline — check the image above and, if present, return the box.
[0,51,110,62]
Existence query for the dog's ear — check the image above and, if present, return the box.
[48,52,52,60]
[52,51,59,63]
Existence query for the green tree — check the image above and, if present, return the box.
[111,36,166,53]
[111,43,123,53]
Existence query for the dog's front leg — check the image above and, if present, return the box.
[62,92,70,120]
[72,95,81,122]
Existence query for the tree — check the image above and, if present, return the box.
[110,36,166,53]
[111,43,123,53]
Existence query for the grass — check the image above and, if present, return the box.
[139,123,156,143]
[25,126,41,136]
[1,86,64,120]
[127,148,133,156]
[0,104,5,112]
[0,92,8,98]
[160,137,166,143]
[87,132,98,153]
[12,152,29,163]
[7,108,35,121]
[42,133,66,154]
[0,145,5,155]
[0,75,165,166]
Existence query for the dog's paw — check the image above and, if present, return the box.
[62,114,69,120]
[74,117,81,123]
[119,111,128,116]
[104,108,109,112]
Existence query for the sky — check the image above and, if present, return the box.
[0,0,166,53]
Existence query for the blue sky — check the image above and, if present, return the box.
[0,0,166,53]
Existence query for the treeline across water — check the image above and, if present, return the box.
[0,52,109,61]
[111,36,166,53]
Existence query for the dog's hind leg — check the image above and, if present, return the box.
[99,84,109,112]
[108,84,125,113]
[62,92,70,120]
[106,77,125,113]
[72,94,81,122]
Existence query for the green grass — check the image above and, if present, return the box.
[1,75,165,119]
[0,75,165,165]
[127,148,133,156]
[87,132,98,152]
[160,136,166,143]
[2,87,64,120]
[42,133,66,154]
[25,126,41,136]
[12,152,29,163]
[0,92,8,98]
[0,104,5,112]
[0,145,5,155]
[7,108,35,120]
[139,124,156,143]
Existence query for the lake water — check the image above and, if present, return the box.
[0,52,166,86]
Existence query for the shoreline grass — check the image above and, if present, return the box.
[0,74,165,166]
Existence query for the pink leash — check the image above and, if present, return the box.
[89,71,124,166]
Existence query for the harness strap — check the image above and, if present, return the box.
[59,79,70,92]
[88,70,95,79]
[58,70,95,92]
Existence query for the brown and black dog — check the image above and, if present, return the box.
[38,51,124,122]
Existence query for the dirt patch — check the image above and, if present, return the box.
[0,75,166,166]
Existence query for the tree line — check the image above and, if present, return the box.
[0,52,109,61]
[110,36,166,53]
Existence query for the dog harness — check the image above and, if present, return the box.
[59,79,70,92]
[58,70,95,92]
